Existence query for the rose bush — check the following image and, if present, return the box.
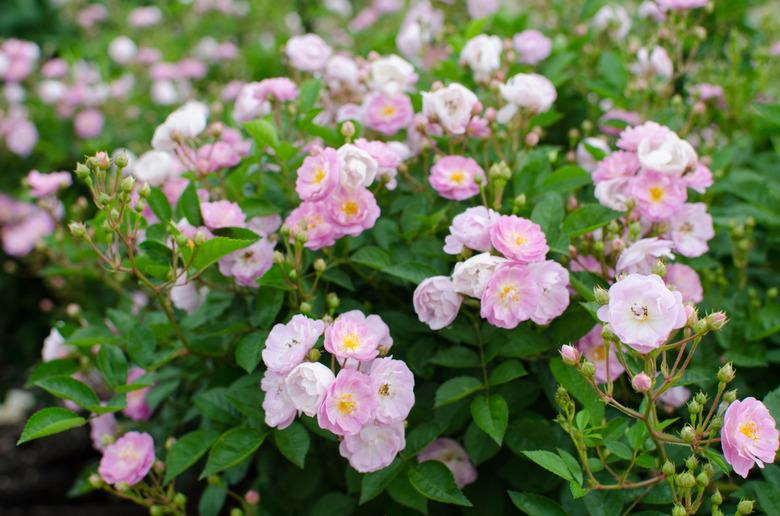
[3,0,780,515]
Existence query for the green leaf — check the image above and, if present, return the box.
[274,421,310,468]
[18,407,87,444]
[382,262,438,284]
[164,429,220,483]
[522,450,575,481]
[597,51,628,94]
[557,448,584,485]
[298,79,322,112]
[36,376,100,410]
[604,440,633,460]
[190,236,257,273]
[245,119,279,149]
[147,187,172,222]
[488,360,528,386]
[408,461,472,507]
[508,491,567,516]
[550,357,605,423]
[200,427,266,478]
[251,288,284,328]
[387,468,428,514]
[429,346,481,368]
[563,204,621,238]
[540,165,592,193]
[764,387,780,423]
[470,394,509,445]
[701,447,729,475]
[26,359,79,387]
[178,181,203,226]
[531,192,566,253]
[96,345,128,388]
[235,331,267,374]
[66,325,118,347]
[127,325,157,368]
[464,421,500,465]
[199,484,227,516]
[351,246,392,269]
[359,458,404,504]
[434,376,483,408]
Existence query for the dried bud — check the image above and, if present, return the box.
[717,363,736,384]
[68,221,87,238]
[737,499,755,515]
[559,345,581,366]
[313,258,326,273]
[593,286,609,305]
[631,372,652,393]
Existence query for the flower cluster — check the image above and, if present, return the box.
[260,311,414,473]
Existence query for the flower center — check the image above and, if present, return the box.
[739,421,760,442]
[285,338,300,349]
[342,331,361,351]
[382,104,396,118]
[513,232,527,247]
[378,383,391,397]
[341,200,359,217]
[337,393,357,415]
[630,303,649,320]
[649,186,665,202]
[591,345,607,362]
[498,284,520,303]
[449,170,465,184]
[119,445,139,463]
[314,167,326,184]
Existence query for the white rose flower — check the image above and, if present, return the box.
[132,150,177,186]
[108,36,138,65]
[151,80,180,105]
[233,82,270,123]
[285,362,335,416]
[370,54,416,95]
[42,328,74,362]
[637,132,696,175]
[497,73,556,123]
[337,144,378,189]
[151,101,209,150]
[592,5,631,40]
[38,80,67,104]
[631,46,673,82]
[452,253,507,298]
[460,35,502,82]
[326,55,361,91]
[170,272,206,314]
[421,83,478,135]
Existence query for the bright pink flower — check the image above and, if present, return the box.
[218,239,274,287]
[665,264,703,303]
[489,215,549,263]
[631,171,687,221]
[317,368,377,436]
[261,370,296,429]
[444,206,499,254]
[667,203,714,257]
[325,187,380,237]
[617,121,673,152]
[413,276,462,330]
[513,30,552,65]
[285,34,332,72]
[616,237,675,275]
[123,368,151,421]
[339,421,406,473]
[597,274,687,353]
[90,413,117,451]
[98,431,155,486]
[480,263,541,329]
[369,357,415,424]
[284,201,339,250]
[325,310,383,361]
[201,200,246,229]
[295,148,339,201]
[592,151,640,182]
[262,314,325,374]
[429,156,485,201]
[722,397,779,478]
[527,260,570,325]
[576,325,625,384]
[362,92,413,135]
[418,438,477,488]
[26,170,71,198]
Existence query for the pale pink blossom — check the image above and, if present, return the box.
[201,200,246,229]
[325,187,380,237]
[362,92,413,135]
[285,34,332,72]
[98,431,155,486]
[631,171,687,221]
[369,357,415,424]
[418,438,477,488]
[261,370,296,429]
[26,170,71,198]
[429,155,485,201]
[721,397,779,478]
[123,368,152,421]
[480,263,541,329]
[422,83,479,135]
[667,203,714,257]
[452,253,507,298]
[325,310,384,362]
[296,148,340,201]
[284,201,339,250]
[665,264,703,303]
[528,260,570,325]
[285,362,335,417]
[489,215,549,263]
[497,73,556,123]
[340,421,406,473]
[616,237,675,275]
[413,276,462,330]
[513,30,552,65]
[317,368,377,436]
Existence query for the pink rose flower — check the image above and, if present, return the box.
[261,370,297,429]
[74,109,105,139]
[429,156,485,201]
[667,203,714,257]
[370,357,415,424]
[480,263,541,329]
[284,201,339,250]
[597,274,687,354]
[123,368,152,421]
[26,170,72,198]
[362,92,413,136]
[616,237,675,275]
[631,372,653,392]
[657,0,708,11]
[617,121,672,152]
[325,310,385,362]
[592,151,640,182]
[201,200,246,229]
[317,368,377,436]
[418,438,477,488]
[527,260,570,325]
[325,186,380,237]
[263,315,325,374]
[295,148,339,202]
[665,264,703,303]
[339,421,406,473]
[444,206,499,254]
[489,215,549,263]
[513,30,552,65]
[218,239,274,287]
[90,413,117,451]
[576,325,625,384]
[285,362,335,417]
[2,207,54,256]
[421,83,479,135]
[452,253,507,298]
[196,142,242,173]
[631,171,687,221]
[722,397,780,478]
[98,431,155,486]
[260,77,299,102]
[683,163,713,193]
[657,386,691,410]
[4,116,38,157]
[413,276,462,330]
[599,110,642,136]
[285,34,332,72]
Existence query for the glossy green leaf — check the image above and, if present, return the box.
[18,407,86,444]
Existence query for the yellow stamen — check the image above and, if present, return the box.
[341,201,359,217]
[739,421,760,442]
[591,346,607,362]
[378,383,390,397]
[342,331,361,351]
[498,284,520,303]
[649,186,665,202]
[382,104,396,118]
[314,167,326,184]
[450,170,465,184]
[337,394,357,415]
[514,233,527,247]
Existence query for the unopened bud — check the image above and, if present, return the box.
[737,499,755,515]
[593,286,609,305]
[75,162,91,179]
[686,305,698,327]
[513,194,526,209]
[307,348,321,362]
[93,151,110,169]
[688,400,702,415]
[600,324,616,342]
[115,152,129,168]
[174,493,187,507]
[340,121,356,139]
[116,482,130,492]
[326,292,339,309]
[696,471,709,487]
[165,437,177,450]
[89,474,103,488]
[207,475,221,486]
[694,392,707,406]
[194,230,208,245]
[685,455,698,471]
[711,490,723,505]
[273,251,285,265]
[631,372,652,393]
[581,361,596,378]
[300,301,312,314]
[672,505,687,516]
[559,345,581,366]
[68,221,87,238]
[710,415,724,431]
[97,192,111,206]
[150,506,164,516]
[723,389,737,403]
[692,319,708,334]
[139,182,151,198]
[554,385,572,409]
[717,363,735,384]
[120,175,135,192]
[230,509,244,516]
[677,472,696,489]
[313,258,326,273]
[662,460,675,476]
[245,490,260,505]
[706,312,728,331]
[154,460,165,473]
[680,425,695,443]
